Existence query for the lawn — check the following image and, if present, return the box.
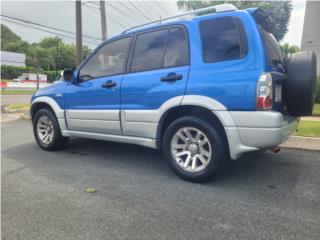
[0,79,13,82]
[5,103,31,111]
[295,120,320,138]
[313,103,320,116]
[1,89,36,95]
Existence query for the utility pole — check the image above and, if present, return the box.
[100,0,107,40]
[55,36,59,79]
[32,51,40,90]
[36,71,39,90]
[75,0,83,66]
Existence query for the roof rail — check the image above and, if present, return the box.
[122,3,238,34]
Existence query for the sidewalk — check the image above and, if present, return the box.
[1,112,26,123]
[281,136,320,151]
[301,116,320,121]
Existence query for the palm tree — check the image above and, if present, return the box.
[177,1,293,41]
[280,43,300,58]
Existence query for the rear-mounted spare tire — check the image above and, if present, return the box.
[286,51,317,117]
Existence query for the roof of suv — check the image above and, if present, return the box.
[121,4,242,35]
[101,5,272,46]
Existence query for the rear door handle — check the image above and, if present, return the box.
[160,72,183,82]
[101,80,117,89]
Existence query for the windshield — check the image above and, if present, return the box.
[259,26,285,72]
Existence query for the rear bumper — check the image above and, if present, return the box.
[214,111,298,159]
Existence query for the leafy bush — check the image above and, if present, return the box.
[1,65,35,79]
[43,70,59,82]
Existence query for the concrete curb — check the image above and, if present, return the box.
[4,105,30,113]
[280,136,320,151]
[2,105,31,122]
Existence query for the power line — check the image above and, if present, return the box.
[82,2,100,11]
[81,3,127,30]
[154,2,169,17]
[128,1,152,21]
[83,2,129,28]
[121,1,151,21]
[106,2,140,25]
[85,1,143,29]
[1,18,98,45]
[137,2,161,20]
[1,14,102,41]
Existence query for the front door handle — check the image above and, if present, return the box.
[160,72,183,82]
[101,80,117,89]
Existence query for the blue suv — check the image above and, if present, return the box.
[31,4,317,182]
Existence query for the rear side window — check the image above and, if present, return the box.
[130,27,189,72]
[163,27,188,68]
[259,27,284,71]
[131,30,167,72]
[199,17,245,63]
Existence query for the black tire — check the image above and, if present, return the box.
[162,116,226,183]
[33,108,69,151]
[286,51,317,116]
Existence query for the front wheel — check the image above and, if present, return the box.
[163,116,226,182]
[33,108,69,150]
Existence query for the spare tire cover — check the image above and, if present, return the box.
[286,51,317,117]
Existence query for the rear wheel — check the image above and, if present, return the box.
[163,116,226,182]
[33,108,69,150]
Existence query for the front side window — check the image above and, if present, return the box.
[79,37,130,80]
[200,17,243,63]
[131,29,167,72]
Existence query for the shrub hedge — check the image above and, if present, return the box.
[316,76,320,103]
[1,65,60,82]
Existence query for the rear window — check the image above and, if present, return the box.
[131,30,167,72]
[163,27,188,68]
[259,27,284,71]
[199,16,246,63]
[130,27,189,72]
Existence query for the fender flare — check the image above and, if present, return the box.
[31,96,66,130]
[155,95,232,144]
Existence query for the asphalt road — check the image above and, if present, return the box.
[2,119,320,240]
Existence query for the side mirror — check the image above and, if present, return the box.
[62,69,74,82]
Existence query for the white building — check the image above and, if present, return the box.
[301,1,320,75]
[1,51,26,67]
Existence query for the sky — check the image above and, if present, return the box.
[1,0,307,49]
[282,0,306,46]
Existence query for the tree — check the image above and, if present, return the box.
[1,24,92,71]
[1,24,22,49]
[2,41,30,54]
[177,1,293,41]
[280,43,300,58]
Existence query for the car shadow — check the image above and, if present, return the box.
[3,137,307,193]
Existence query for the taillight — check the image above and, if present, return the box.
[256,73,273,110]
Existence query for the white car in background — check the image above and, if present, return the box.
[13,73,47,83]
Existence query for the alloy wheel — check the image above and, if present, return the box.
[170,127,212,173]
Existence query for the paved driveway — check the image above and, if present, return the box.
[2,119,320,240]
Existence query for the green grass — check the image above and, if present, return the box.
[0,79,13,82]
[295,120,320,138]
[313,103,320,116]
[1,89,35,95]
[5,103,31,111]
